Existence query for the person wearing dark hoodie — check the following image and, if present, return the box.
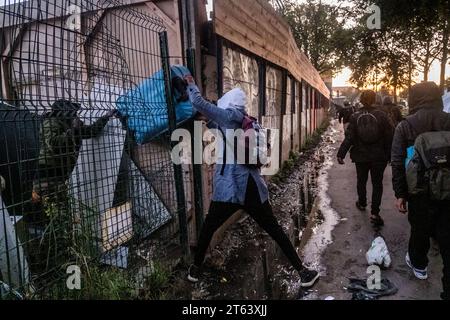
[378,96,404,129]
[337,90,394,228]
[338,100,355,130]
[392,81,450,300]
[31,99,116,272]
[183,75,320,289]
[32,100,116,206]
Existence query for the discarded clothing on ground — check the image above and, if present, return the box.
[116,65,195,144]
[366,236,392,268]
[347,278,398,300]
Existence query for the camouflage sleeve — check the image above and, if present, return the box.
[43,118,71,152]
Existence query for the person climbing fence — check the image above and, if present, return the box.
[183,75,320,289]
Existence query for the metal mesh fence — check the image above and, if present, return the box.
[0,0,187,299]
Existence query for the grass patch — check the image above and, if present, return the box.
[42,265,138,300]
[28,197,173,300]
[138,262,171,300]
[41,260,173,300]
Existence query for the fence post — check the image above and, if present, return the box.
[186,47,204,241]
[159,31,189,256]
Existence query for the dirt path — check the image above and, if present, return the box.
[309,121,443,300]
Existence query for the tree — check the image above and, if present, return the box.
[439,0,450,90]
[347,0,450,96]
[411,1,442,81]
[273,0,450,92]
[273,0,354,76]
[381,52,410,102]
[342,4,412,101]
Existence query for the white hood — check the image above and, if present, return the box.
[217,88,248,113]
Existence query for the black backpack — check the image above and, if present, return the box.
[406,129,450,200]
[356,111,380,144]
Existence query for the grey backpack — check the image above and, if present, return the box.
[406,130,450,200]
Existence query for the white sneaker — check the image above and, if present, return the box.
[406,253,428,280]
[187,265,200,283]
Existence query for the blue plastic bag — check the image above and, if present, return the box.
[405,146,415,167]
[116,65,195,144]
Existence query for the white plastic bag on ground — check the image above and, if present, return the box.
[366,237,392,268]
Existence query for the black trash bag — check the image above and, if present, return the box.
[0,102,41,214]
[347,278,398,300]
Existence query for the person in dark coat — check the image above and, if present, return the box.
[391,81,450,299]
[338,101,355,130]
[378,96,404,129]
[337,90,394,228]
[31,100,116,271]
[32,100,116,205]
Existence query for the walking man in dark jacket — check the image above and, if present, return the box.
[391,82,450,300]
[337,90,394,228]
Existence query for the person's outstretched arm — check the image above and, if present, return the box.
[44,118,71,151]
[185,77,242,127]
[78,111,116,139]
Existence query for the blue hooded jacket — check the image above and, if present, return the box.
[188,84,269,205]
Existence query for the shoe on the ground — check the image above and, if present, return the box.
[299,269,320,288]
[406,253,428,280]
[370,214,385,227]
[187,264,200,283]
[356,201,367,211]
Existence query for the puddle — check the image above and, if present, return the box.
[301,121,342,271]
[271,121,344,299]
